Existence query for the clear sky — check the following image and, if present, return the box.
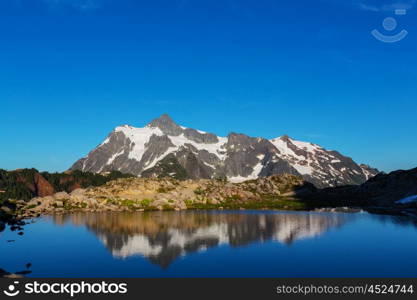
[1,0,417,173]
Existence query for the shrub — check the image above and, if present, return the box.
[140,199,152,207]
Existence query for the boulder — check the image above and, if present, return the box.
[70,193,89,203]
[27,197,42,206]
[42,196,55,205]
[174,199,187,210]
[152,199,169,208]
[0,206,13,214]
[84,197,98,207]
[54,192,70,200]
[71,189,86,196]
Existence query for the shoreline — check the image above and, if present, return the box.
[4,203,417,224]
[2,170,416,225]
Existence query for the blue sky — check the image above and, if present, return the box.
[1,0,416,173]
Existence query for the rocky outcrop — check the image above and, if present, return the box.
[17,174,316,217]
[5,169,56,199]
[34,173,55,197]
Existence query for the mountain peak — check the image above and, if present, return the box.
[279,135,293,142]
[158,113,174,121]
[148,113,175,125]
[147,114,183,136]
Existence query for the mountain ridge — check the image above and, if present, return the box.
[70,114,379,187]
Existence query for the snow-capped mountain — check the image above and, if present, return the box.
[70,114,379,187]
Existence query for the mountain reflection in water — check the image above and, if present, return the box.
[51,211,356,268]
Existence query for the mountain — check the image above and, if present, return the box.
[70,114,378,188]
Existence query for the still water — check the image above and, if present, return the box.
[1,210,417,277]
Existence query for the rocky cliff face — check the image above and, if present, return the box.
[33,173,55,197]
[71,114,379,188]
[3,169,56,200]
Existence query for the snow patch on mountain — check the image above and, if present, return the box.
[168,134,228,160]
[112,125,228,172]
[115,125,164,161]
[292,140,321,152]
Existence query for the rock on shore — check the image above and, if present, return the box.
[17,175,315,217]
